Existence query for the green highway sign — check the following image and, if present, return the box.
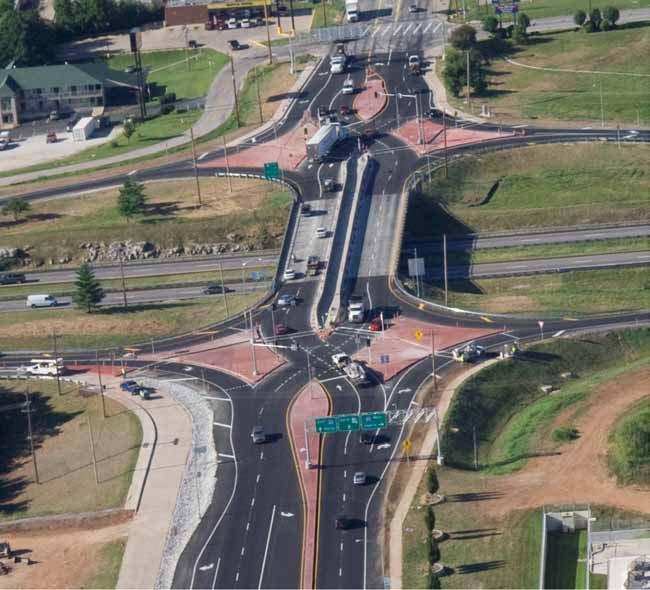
[264,161,280,180]
[315,417,337,434]
[336,414,360,432]
[360,412,388,430]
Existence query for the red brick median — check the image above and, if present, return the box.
[288,381,330,590]
[353,77,387,121]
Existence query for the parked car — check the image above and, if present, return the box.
[277,293,297,307]
[0,139,7,151]
[251,426,266,444]
[229,39,243,50]
[0,272,26,285]
[353,471,366,485]
[48,110,60,121]
[323,178,335,191]
[301,202,312,215]
[316,227,328,238]
[408,3,418,12]
[46,131,58,143]
[26,294,57,308]
[240,18,251,27]
[188,39,198,48]
[283,268,296,281]
[227,17,238,28]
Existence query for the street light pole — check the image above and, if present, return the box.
[250,310,258,376]
[443,233,449,305]
[230,55,241,127]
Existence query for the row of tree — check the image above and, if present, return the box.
[442,25,488,98]
[574,6,620,31]
[0,0,161,67]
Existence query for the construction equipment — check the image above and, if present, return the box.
[452,343,486,363]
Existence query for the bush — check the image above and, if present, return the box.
[602,20,613,30]
[552,427,580,442]
[429,538,440,563]
[427,466,439,494]
[583,20,597,33]
[110,139,119,148]
[161,104,175,115]
[574,9,586,26]
[159,92,177,105]
[482,15,498,35]
[425,505,435,531]
[589,7,602,30]
[609,399,650,484]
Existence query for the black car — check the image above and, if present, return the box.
[335,515,352,530]
[203,282,225,294]
[301,202,312,215]
[0,273,26,285]
[229,39,243,50]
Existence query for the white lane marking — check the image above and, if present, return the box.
[204,396,232,402]
[258,505,277,589]
[344,469,347,478]
[319,375,347,383]
[280,511,295,517]
[236,572,240,582]
[213,421,232,428]
[127,169,138,176]
[256,473,261,483]
[423,21,433,33]
[218,453,234,459]
[198,151,210,160]
[413,23,422,33]
[199,563,214,571]
[246,522,250,531]
[241,547,246,556]
[211,558,221,589]
[251,497,255,507]
[343,492,346,502]
[340,542,344,552]
[376,443,391,450]
[339,568,343,577]
[259,406,265,415]
[343,430,352,455]
[553,330,566,338]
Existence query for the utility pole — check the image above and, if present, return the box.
[96,350,106,419]
[190,127,203,208]
[119,257,128,309]
[249,311,258,376]
[88,414,99,484]
[230,56,241,127]
[289,0,296,33]
[255,66,264,124]
[321,0,327,27]
[466,50,471,108]
[52,331,61,397]
[443,233,449,306]
[222,135,233,193]
[473,425,478,470]
[25,389,39,484]
[218,261,229,316]
[442,110,449,178]
[263,0,273,65]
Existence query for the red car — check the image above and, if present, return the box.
[369,318,382,332]
[275,324,288,336]
[340,105,350,116]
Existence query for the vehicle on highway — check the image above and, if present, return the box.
[335,515,352,529]
[339,104,350,117]
[0,272,26,285]
[251,426,266,444]
[360,432,374,444]
[307,255,320,276]
[348,295,366,323]
[275,323,288,335]
[353,471,366,485]
[202,282,225,294]
[26,294,58,308]
[301,202,312,215]
[342,78,355,95]
[368,317,382,332]
[323,178,335,191]
[452,342,486,362]
[345,0,359,21]
[22,358,64,376]
[331,353,367,385]
[330,55,346,74]
[229,39,243,50]
[306,123,348,162]
[283,268,296,281]
[316,227,328,238]
[408,3,418,12]
[408,54,421,75]
[277,293,297,307]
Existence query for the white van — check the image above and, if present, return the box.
[25,358,64,376]
[26,294,58,308]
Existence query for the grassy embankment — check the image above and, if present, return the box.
[447,22,650,125]
[0,379,141,521]
[310,0,346,28]
[608,397,650,485]
[441,329,650,474]
[464,0,650,21]
[406,143,650,313]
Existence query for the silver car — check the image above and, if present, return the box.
[251,426,266,444]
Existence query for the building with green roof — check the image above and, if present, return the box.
[0,62,139,130]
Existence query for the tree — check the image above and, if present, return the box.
[589,8,602,30]
[443,48,487,97]
[1,197,31,222]
[117,178,147,221]
[73,263,104,313]
[603,5,620,27]
[0,8,57,67]
[449,24,477,50]
[517,12,530,30]
[482,15,498,36]
[427,467,439,494]
[574,9,586,26]
[123,118,136,143]
[513,23,528,44]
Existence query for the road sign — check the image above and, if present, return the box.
[315,417,337,434]
[379,354,390,365]
[538,320,544,329]
[336,414,361,432]
[408,257,425,277]
[264,161,280,180]
[402,439,411,452]
[360,412,388,430]
[414,330,424,342]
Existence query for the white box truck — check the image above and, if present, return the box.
[347,295,366,323]
[345,0,359,21]
[306,123,347,162]
[72,117,97,141]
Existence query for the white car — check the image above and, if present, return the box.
[227,18,238,28]
[353,471,366,485]
[283,268,296,281]
[330,55,346,74]
[240,18,251,27]
[316,227,328,238]
[342,78,354,95]
[408,4,418,12]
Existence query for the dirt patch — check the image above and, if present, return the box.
[0,521,129,589]
[480,295,537,313]
[472,366,650,519]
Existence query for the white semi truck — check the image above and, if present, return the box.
[345,0,359,22]
[306,123,347,162]
[72,117,97,141]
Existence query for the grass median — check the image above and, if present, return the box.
[0,378,141,521]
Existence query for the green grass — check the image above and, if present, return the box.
[417,266,650,314]
[544,530,588,589]
[459,24,650,125]
[464,0,650,22]
[607,396,650,485]
[261,36,292,46]
[0,292,262,350]
[311,0,346,28]
[441,329,650,471]
[88,539,127,589]
[105,49,229,101]
[440,237,650,267]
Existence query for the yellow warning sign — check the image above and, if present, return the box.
[414,331,424,341]
[402,439,411,452]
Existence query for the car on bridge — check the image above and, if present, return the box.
[274,323,289,336]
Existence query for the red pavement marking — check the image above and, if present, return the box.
[353,317,499,381]
[288,381,330,590]
[67,364,123,377]
[392,119,514,155]
[353,77,387,121]
[198,117,319,171]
